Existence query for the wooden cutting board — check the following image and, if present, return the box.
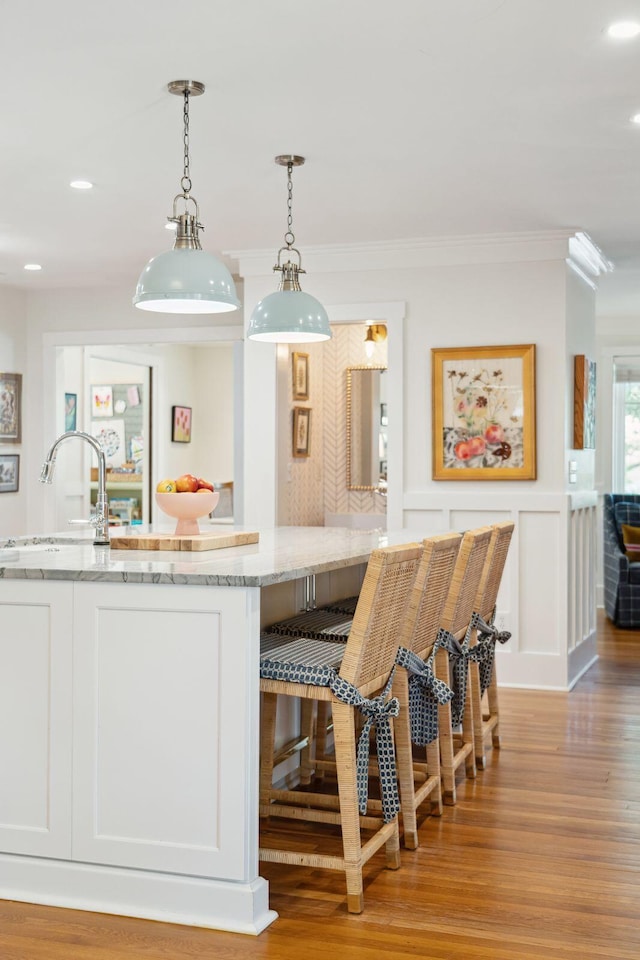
[110,531,259,552]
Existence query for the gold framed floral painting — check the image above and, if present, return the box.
[432,344,536,480]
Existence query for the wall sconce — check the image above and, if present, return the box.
[364,323,387,359]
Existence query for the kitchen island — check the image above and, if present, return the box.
[0,526,395,935]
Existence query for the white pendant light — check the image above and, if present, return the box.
[133,81,240,315]
[247,155,331,342]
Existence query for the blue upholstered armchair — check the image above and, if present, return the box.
[603,493,640,628]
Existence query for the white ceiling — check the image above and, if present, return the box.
[2,0,640,315]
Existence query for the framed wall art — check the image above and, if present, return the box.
[172,405,192,443]
[91,385,113,418]
[292,406,311,458]
[91,419,127,467]
[0,372,22,443]
[432,343,536,480]
[573,355,596,450]
[65,392,78,431]
[0,454,19,493]
[292,352,309,400]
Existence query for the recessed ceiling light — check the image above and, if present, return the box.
[24,263,42,271]
[607,21,640,39]
[631,113,640,124]
[69,180,93,190]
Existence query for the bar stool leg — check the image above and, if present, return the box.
[332,701,365,914]
[259,692,278,817]
[299,699,316,785]
[435,646,456,805]
[470,659,487,770]
[462,666,477,780]
[426,737,443,816]
[392,671,419,850]
[488,669,501,748]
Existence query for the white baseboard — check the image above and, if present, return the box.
[0,854,277,935]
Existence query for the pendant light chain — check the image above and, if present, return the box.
[133,79,240,315]
[284,162,295,249]
[181,91,191,195]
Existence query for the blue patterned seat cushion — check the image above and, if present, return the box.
[259,631,400,823]
[613,502,640,550]
[260,632,346,673]
[265,611,352,642]
[324,596,360,615]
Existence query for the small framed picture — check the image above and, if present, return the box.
[92,385,113,418]
[65,392,78,431]
[172,405,192,443]
[0,372,22,443]
[0,454,20,493]
[293,407,311,458]
[292,352,309,400]
[573,355,596,450]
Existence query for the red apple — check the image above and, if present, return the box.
[484,423,504,444]
[467,436,486,457]
[175,473,199,492]
[454,441,472,461]
[197,478,214,491]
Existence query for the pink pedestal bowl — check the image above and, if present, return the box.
[155,491,220,536]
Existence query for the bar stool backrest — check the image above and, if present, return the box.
[399,532,462,659]
[475,521,515,621]
[339,543,422,691]
[441,526,493,639]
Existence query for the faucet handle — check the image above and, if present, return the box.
[68,514,106,528]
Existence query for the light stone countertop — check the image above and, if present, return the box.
[0,525,417,587]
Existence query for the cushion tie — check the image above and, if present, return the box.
[438,617,479,727]
[329,670,400,823]
[395,641,454,747]
[473,610,511,695]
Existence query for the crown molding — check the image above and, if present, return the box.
[227,230,613,278]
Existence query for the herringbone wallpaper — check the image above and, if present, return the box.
[280,324,387,526]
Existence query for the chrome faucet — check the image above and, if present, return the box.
[40,431,110,546]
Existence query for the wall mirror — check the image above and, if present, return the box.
[346,365,387,490]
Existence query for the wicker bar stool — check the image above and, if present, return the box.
[259,542,422,914]
[392,532,461,849]
[436,525,494,805]
[264,610,352,783]
[468,521,515,768]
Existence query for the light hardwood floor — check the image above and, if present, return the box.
[2,613,639,959]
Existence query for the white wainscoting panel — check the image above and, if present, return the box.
[400,492,598,689]
[567,497,598,687]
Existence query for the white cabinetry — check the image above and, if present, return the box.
[72,581,256,878]
[0,577,274,932]
[0,581,73,858]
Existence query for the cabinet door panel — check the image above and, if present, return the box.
[0,581,73,857]
[72,581,259,879]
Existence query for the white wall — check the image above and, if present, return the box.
[566,266,597,492]
[0,287,28,536]
[24,285,242,533]
[2,233,607,688]
[237,232,606,689]
[194,344,234,483]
